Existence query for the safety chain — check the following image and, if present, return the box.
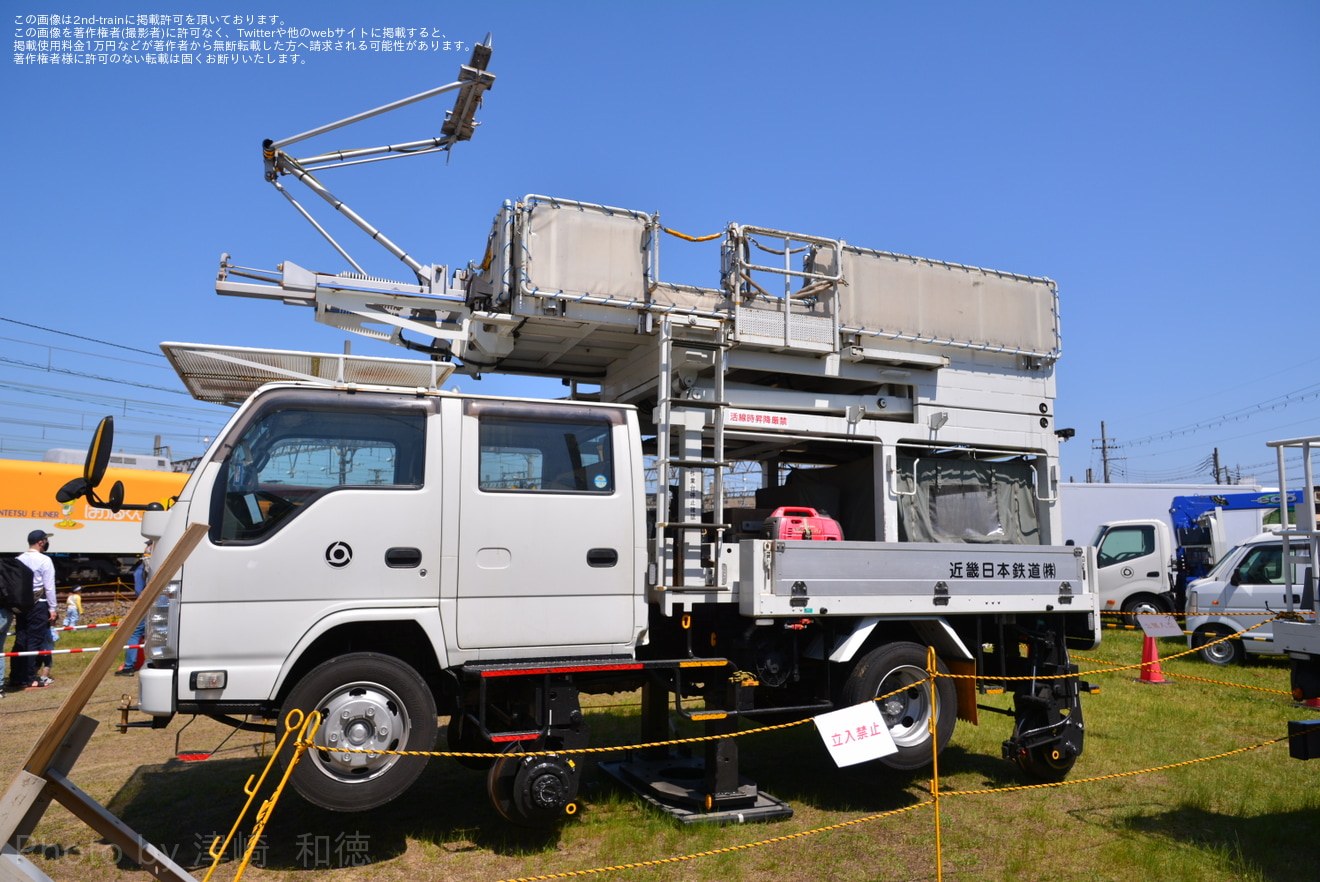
[491,801,934,882]
[305,615,1291,762]
[940,732,1291,797]
[1070,652,1292,696]
[253,637,1306,882]
[300,680,923,760]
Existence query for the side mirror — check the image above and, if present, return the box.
[1229,569,1242,587]
[108,481,125,513]
[86,416,114,489]
[67,415,169,513]
[56,477,90,504]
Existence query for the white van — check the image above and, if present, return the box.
[1185,531,1315,665]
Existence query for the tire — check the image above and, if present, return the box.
[1120,594,1168,628]
[280,652,437,812]
[841,642,956,771]
[1193,625,1243,666]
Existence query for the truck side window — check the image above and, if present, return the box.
[1237,546,1284,585]
[1096,525,1155,568]
[214,405,426,543]
[477,412,614,494]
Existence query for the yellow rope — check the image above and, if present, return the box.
[491,801,934,882]
[661,226,721,243]
[942,733,1289,797]
[487,733,1293,882]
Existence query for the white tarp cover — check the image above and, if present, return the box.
[523,203,649,299]
[818,248,1059,355]
[895,457,1041,545]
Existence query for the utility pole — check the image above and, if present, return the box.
[1094,421,1121,484]
[1213,447,1222,484]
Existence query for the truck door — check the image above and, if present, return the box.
[1094,522,1169,613]
[455,400,639,653]
[1223,543,1311,644]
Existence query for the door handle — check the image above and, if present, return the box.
[587,548,618,568]
[385,547,423,568]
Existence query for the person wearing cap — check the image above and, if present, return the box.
[6,530,58,690]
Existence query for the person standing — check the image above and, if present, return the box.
[0,601,11,694]
[63,585,83,629]
[7,530,58,690]
[116,540,152,676]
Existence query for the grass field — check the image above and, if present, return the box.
[3,621,1317,881]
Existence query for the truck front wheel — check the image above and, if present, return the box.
[841,642,956,771]
[1193,625,1244,666]
[280,653,438,811]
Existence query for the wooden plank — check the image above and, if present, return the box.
[21,523,209,777]
[0,773,46,850]
[8,716,97,845]
[43,772,195,882]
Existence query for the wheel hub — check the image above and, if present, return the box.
[314,685,408,780]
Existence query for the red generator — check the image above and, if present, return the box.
[761,507,843,541]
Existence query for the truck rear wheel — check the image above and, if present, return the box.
[841,642,956,771]
[280,652,437,811]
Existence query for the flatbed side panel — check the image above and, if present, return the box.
[739,539,1094,618]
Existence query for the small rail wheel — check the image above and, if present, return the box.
[1012,711,1078,782]
[488,752,580,827]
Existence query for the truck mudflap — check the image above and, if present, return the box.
[998,623,1093,781]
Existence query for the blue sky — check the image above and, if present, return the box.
[3,0,1318,486]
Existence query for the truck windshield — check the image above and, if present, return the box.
[1200,547,1240,583]
[1095,524,1155,568]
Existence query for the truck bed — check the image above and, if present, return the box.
[738,539,1095,618]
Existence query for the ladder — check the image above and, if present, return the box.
[654,320,730,593]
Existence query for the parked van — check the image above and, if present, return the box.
[1185,531,1315,665]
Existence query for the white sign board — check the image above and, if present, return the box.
[813,700,899,767]
[1138,614,1184,638]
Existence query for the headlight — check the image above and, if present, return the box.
[1186,591,1198,615]
[147,581,180,660]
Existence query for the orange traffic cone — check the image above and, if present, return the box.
[1135,634,1170,685]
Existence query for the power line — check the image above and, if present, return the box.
[0,316,163,357]
[0,355,190,395]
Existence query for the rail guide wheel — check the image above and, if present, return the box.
[487,752,581,827]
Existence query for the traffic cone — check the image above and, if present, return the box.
[1135,634,1170,685]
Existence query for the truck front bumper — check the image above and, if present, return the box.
[138,665,176,716]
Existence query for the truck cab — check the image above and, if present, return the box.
[1090,519,1176,619]
[1185,531,1315,665]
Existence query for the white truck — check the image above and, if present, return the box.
[61,44,1101,825]
[1062,483,1281,620]
[1190,437,1319,671]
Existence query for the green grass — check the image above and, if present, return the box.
[4,623,1317,881]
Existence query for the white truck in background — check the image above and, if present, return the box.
[1060,483,1281,619]
[1188,437,1319,671]
[60,43,1102,826]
